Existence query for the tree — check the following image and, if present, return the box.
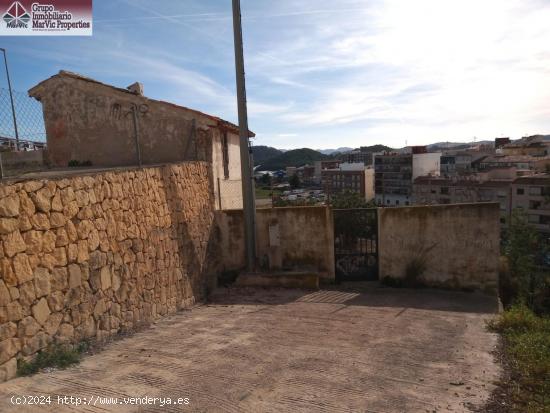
[503,209,549,313]
[331,191,373,209]
[260,173,271,186]
[289,174,300,189]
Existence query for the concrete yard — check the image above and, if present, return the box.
[0,284,501,412]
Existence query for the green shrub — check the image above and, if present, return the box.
[488,304,545,334]
[380,276,403,288]
[68,160,92,167]
[17,342,89,376]
[502,209,549,315]
[404,257,428,287]
[489,305,550,411]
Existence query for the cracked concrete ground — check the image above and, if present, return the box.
[0,284,501,412]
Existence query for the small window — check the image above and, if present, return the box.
[395,200,400,205]
[500,217,506,224]
[222,132,229,179]
[440,187,449,195]
[405,201,410,206]
[516,188,524,195]
[529,187,541,196]
[386,199,390,204]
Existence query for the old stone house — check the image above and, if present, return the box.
[28,71,250,209]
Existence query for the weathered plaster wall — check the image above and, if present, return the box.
[214,210,247,273]
[29,71,243,211]
[216,207,335,281]
[0,162,216,382]
[211,129,243,210]
[378,203,500,293]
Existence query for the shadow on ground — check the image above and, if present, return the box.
[209,281,500,314]
[0,284,501,413]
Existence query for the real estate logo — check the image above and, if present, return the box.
[0,0,92,36]
[3,1,30,28]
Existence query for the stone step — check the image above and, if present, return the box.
[235,271,320,289]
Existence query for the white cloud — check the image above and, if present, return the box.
[244,0,550,146]
[11,0,550,149]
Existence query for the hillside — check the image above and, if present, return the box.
[252,145,283,166]
[317,147,354,155]
[260,148,329,170]
[427,141,494,151]
[358,144,393,152]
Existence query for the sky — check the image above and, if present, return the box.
[1,0,550,149]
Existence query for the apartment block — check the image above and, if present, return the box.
[477,154,550,172]
[375,151,441,206]
[511,174,550,234]
[322,162,374,201]
[314,160,341,184]
[413,176,512,226]
[440,150,493,176]
[340,148,376,165]
[500,135,550,157]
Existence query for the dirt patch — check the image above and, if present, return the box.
[0,285,501,412]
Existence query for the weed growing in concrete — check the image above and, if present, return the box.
[404,256,428,287]
[17,342,89,376]
[488,305,550,412]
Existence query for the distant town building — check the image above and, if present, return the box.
[440,149,493,176]
[413,176,513,226]
[511,174,550,235]
[296,165,316,185]
[285,165,316,185]
[495,137,511,149]
[413,167,542,229]
[340,147,376,165]
[322,162,374,201]
[0,137,46,151]
[477,155,550,172]
[500,135,550,157]
[374,149,441,206]
[313,160,341,184]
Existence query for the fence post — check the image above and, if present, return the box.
[1,48,20,151]
[0,151,4,179]
[131,105,142,167]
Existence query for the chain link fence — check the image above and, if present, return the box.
[0,87,46,144]
[0,87,47,178]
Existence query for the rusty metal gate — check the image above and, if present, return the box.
[333,208,378,281]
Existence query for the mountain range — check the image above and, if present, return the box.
[252,135,550,170]
[252,145,392,170]
[317,147,354,155]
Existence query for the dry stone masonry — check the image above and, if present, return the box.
[0,162,215,381]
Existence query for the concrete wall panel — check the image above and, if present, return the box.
[378,203,500,293]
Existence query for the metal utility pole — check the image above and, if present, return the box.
[232,0,257,271]
[0,48,19,151]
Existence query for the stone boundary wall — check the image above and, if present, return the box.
[216,207,335,280]
[0,162,216,382]
[378,203,500,294]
